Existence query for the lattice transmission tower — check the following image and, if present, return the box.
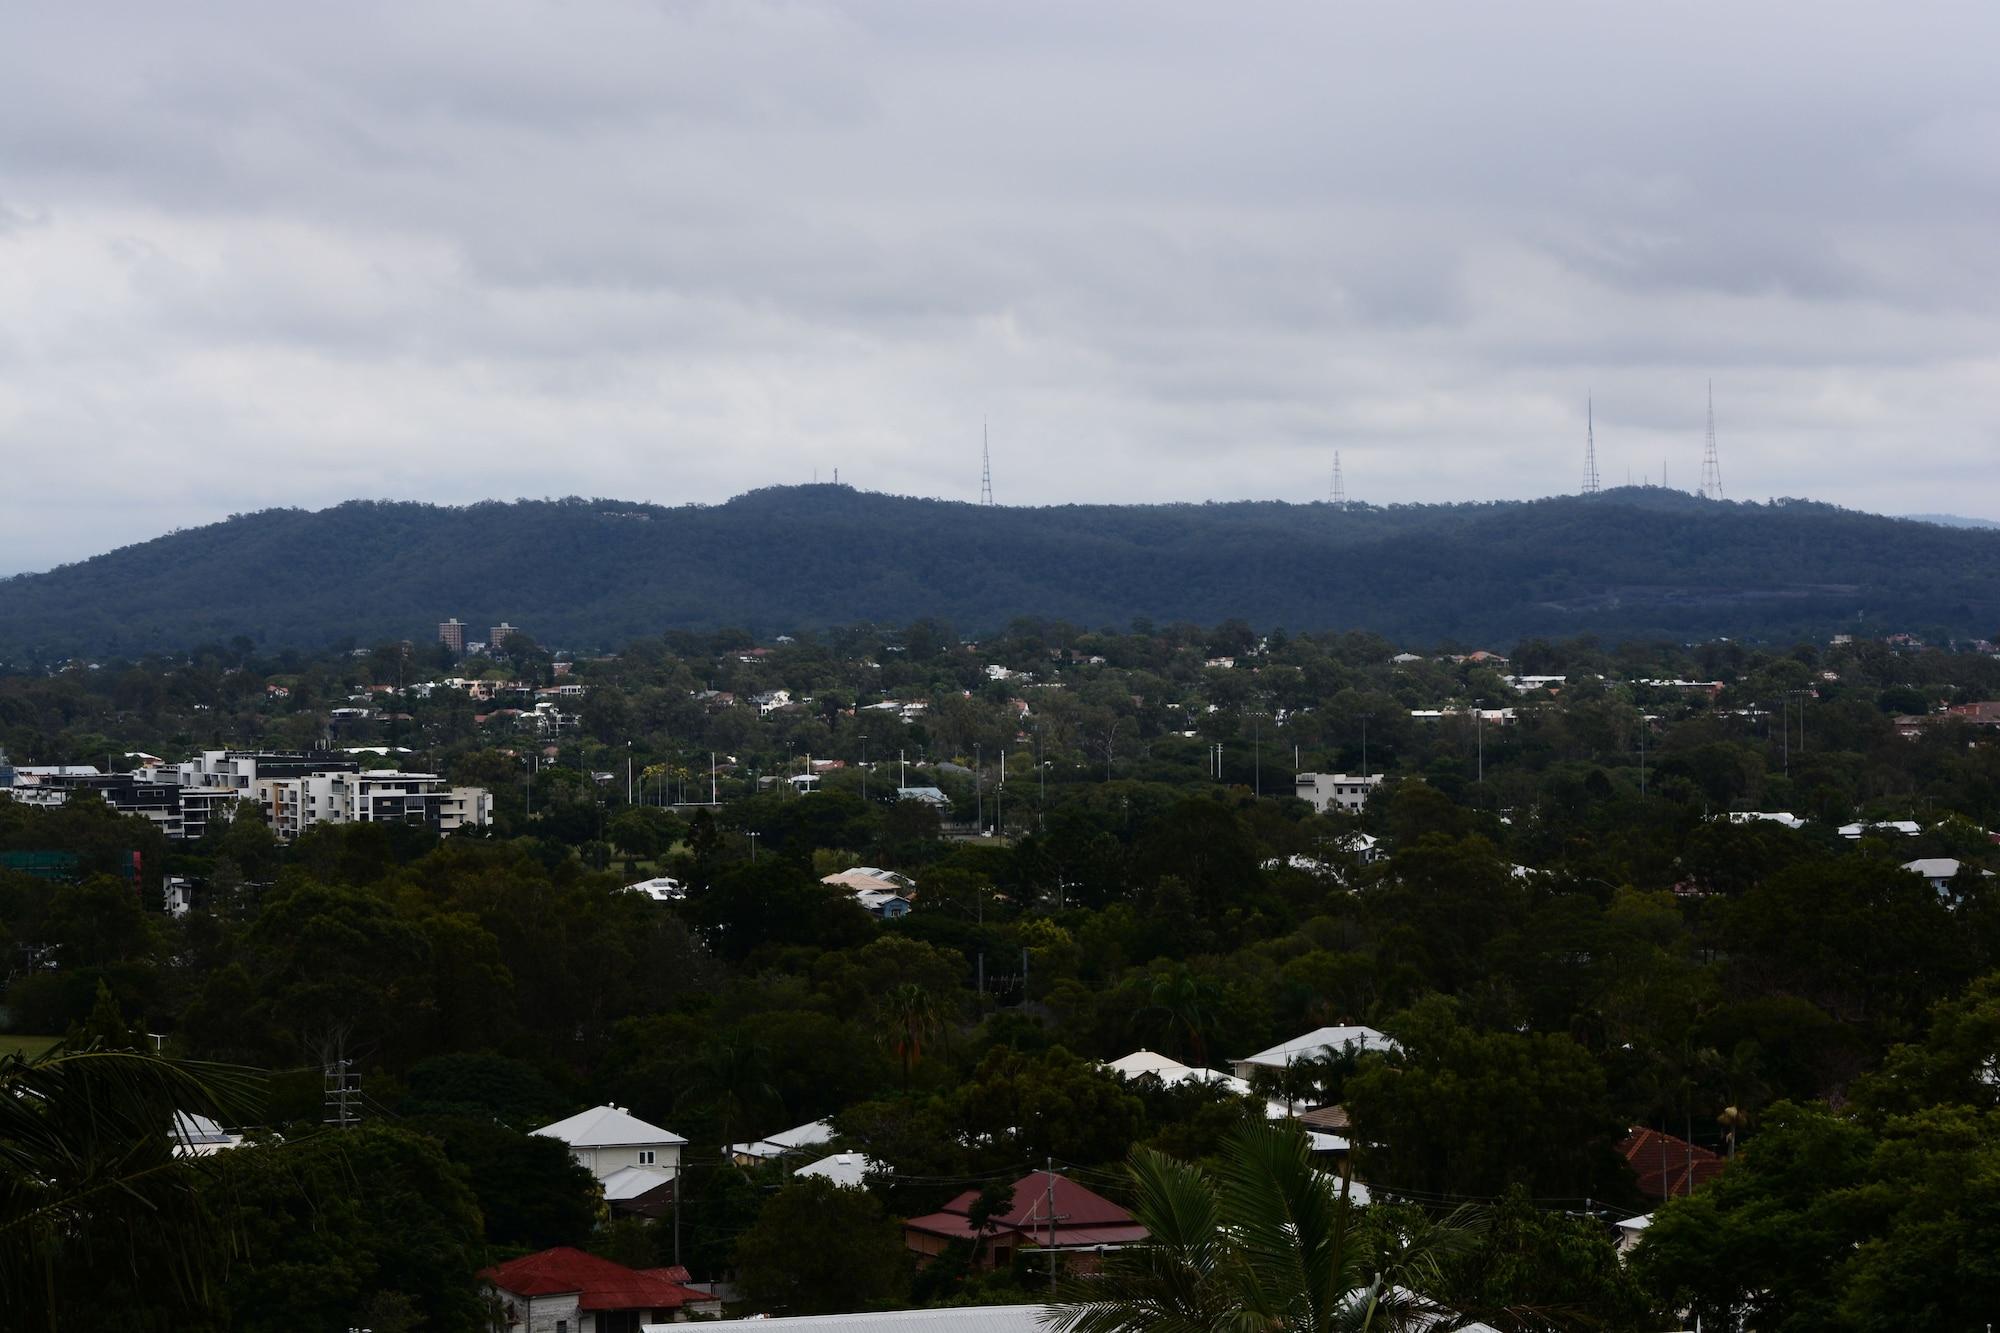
[980,423,994,506]
[1583,397,1601,495]
[1330,452,1347,509]
[1699,381,1724,500]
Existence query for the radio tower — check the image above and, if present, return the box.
[1583,397,1601,496]
[1330,452,1347,509]
[980,422,994,506]
[1699,381,1724,500]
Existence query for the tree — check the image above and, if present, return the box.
[734,1175,910,1315]
[0,1039,264,1331]
[1048,1121,1480,1333]
[1345,997,1621,1202]
[205,1123,489,1333]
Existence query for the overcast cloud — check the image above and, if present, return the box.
[2,1,1997,573]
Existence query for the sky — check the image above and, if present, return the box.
[2,2,1997,574]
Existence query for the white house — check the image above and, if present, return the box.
[1614,1213,1651,1258]
[1293,773,1383,815]
[1231,1026,1400,1082]
[1903,857,1992,903]
[534,1105,686,1209]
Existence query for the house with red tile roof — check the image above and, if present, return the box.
[1617,1126,1726,1201]
[480,1246,719,1332]
[904,1170,1146,1275]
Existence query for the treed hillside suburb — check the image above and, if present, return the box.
[7,619,2000,1327]
[4,484,2000,659]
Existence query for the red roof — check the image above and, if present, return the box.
[1618,1127,1726,1200]
[907,1171,1149,1248]
[480,1247,711,1312]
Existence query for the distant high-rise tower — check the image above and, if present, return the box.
[1699,381,1724,500]
[980,423,994,506]
[1583,398,1601,496]
[1331,452,1347,509]
[438,618,465,653]
[490,622,518,648]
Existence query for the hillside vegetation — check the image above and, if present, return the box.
[2,485,1997,657]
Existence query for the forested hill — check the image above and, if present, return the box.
[2,485,1997,657]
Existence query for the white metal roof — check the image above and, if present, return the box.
[534,1104,687,1148]
[793,1152,885,1188]
[687,1307,1050,1332]
[600,1164,677,1200]
[731,1118,835,1159]
[1236,1026,1399,1068]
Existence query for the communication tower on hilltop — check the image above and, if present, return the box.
[1330,452,1347,508]
[1699,381,1724,500]
[980,423,995,506]
[1583,397,1601,496]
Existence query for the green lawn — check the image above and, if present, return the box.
[2,1034,63,1060]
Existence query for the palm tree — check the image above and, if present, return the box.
[1045,1122,1481,1333]
[1141,968,1219,1067]
[0,1037,264,1331]
[681,1037,779,1149]
[877,982,943,1088]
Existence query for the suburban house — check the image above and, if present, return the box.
[1292,772,1383,815]
[729,1118,835,1166]
[1903,857,1992,901]
[904,1169,1148,1273]
[1614,1213,1652,1258]
[1230,1026,1399,1083]
[481,1246,719,1332]
[1104,1049,1284,1117]
[793,1151,886,1188]
[535,1105,686,1217]
[820,867,917,918]
[895,785,953,809]
[1617,1125,1726,1201]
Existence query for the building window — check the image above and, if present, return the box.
[638,1149,655,1165]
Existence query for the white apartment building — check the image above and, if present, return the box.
[1294,771,1383,814]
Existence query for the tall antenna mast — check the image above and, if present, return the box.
[1583,397,1600,495]
[980,421,995,506]
[1330,452,1347,509]
[1700,380,1724,500]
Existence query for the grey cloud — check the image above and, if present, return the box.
[2,1,1999,575]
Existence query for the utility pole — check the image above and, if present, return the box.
[1360,715,1370,780]
[975,743,983,833]
[1040,1157,1065,1287]
[1475,703,1484,785]
[860,735,869,804]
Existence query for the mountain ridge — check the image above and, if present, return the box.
[1,485,1995,657]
